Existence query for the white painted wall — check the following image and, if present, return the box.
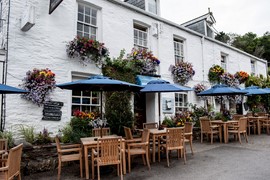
[1,0,267,134]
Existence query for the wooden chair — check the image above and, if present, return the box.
[123,126,141,142]
[260,116,270,134]
[200,117,222,144]
[0,143,23,180]
[232,114,244,120]
[55,136,83,180]
[125,129,150,173]
[247,117,257,135]
[92,127,110,137]
[0,139,8,162]
[92,137,123,180]
[143,122,158,129]
[257,112,267,116]
[158,127,186,167]
[184,122,194,155]
[228,117,248,144]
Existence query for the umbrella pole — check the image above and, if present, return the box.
[158,93,161,130]
[100,91,103,119]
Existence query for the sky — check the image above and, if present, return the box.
[160,0,270,36]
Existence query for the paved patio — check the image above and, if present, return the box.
[23,134,270,180]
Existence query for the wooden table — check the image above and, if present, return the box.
[211,120,239,143]
[80,136,126,179]
[149,129,167,163]
[247,116,266,135]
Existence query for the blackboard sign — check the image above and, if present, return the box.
[42,101,64,121]
[49,0,63,14]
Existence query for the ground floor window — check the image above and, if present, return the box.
[71,73,100,115]
[175,92,188,112]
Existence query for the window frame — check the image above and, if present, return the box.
[133,23,148,49]
[251,60,256,75]
[221,54,227,71]
[77,3,99,39]
[71,73,101,115]
[174,37,184,65]
[174,92,188,113]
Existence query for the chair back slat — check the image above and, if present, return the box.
[0,139,8,152]
[55,136,61,152]
[166,128,185,148]
[97,137,122,163]
[92,128,110,137]
[143,122,158,129]
[124,126,133,140]
[141,129,150,143]
[7,143,23,179]
[184,122,193,139]
[200,118,211,132]
[239,117,248,131]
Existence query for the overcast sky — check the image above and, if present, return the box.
[160,0,270,36]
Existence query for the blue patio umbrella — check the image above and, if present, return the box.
[57,75,142,117]
[197,84,247,111]
[0,84,28,94]
[140,79,193,128]
[243,86,270,96]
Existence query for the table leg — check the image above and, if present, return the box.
[122,142,126,175]
[152,135,156,163]
[224,124,228,143]
[84,146,89,179]
[258,119,261,135]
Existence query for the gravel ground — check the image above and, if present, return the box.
[23,134,270,180]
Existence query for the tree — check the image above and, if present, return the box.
[215,31,230,44]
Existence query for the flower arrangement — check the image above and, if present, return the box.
[73,109,96,120]
[193,83,206,94]
[171,61,195,85]
[234,71,249,84]
[220,72,239,87]
[66,36,109,66]
[208,65,224,83]
[21,68,56,106]
[127,48,160,75]
[171,111,193,127]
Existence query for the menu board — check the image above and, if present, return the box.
[42,101,64,121]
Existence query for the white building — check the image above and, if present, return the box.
[0,0,267,134]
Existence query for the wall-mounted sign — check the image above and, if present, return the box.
[162,98,174,114]
[42,101,64,121]
[49,0,63,14]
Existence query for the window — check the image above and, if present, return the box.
[77,4,97,39]
[71,74,100,115]
[175,93,188,112]
[221,54,227,71]
[148,0,157,14]
[174,38,184,64]
[251,60,256,75]
[134,24,148,49]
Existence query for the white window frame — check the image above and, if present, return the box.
[77,3,98,39]
[221,54,227,71]
[71,73,101,115]
[251,60,256,75]
[175,92,188,113]
[174,38,184,64]
[134,23,148,49]
[147,0,157,14]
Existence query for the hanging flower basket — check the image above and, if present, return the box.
[220,72,239,87]
[66,36,109,66]
[208,64,224,84]
[234,71,249,84]
[171,61,195,85]
[193,83,206,94]
[127,48,160,75]
[20,68,56,106]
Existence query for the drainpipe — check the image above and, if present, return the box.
[0,0,11,131]
[200,36,205,83]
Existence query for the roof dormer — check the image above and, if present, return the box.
[124,0,160,16]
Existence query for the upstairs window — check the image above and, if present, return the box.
[221,54,227,71]
[134,24,148,49]
[148,0,157,14]
[175,93,188,113]
[174,38,184,64]
[251,60,256,75]
[77,4,97,39]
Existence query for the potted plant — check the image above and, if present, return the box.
[161,116,174,128]
[171,61,195,85]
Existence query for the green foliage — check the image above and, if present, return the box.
[0,130,14,148]
[162,116,175,127]
[208,64,224,84]
[34,128,52,145]
[189,104,209,127]
[105,92,134,136]
[19,125,35,144]
[69,116,92,143]
[215,31,230,44]
[59,124,73,143]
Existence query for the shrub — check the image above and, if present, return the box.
[0,130,14,148]
[19,125,35,144]
[34,128,52,145]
